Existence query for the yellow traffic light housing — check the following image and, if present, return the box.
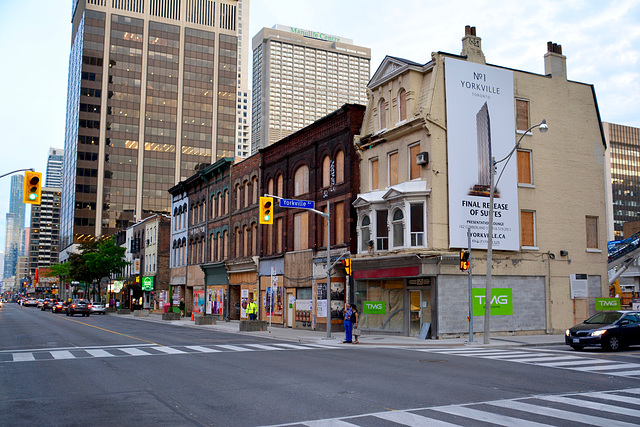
[259,196,274,225]
[459,249,470,271]
[23,171,42,205]
[341,258,351,275]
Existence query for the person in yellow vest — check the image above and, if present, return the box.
[246,298,257,321]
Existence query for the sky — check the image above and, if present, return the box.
[0,0,639,252]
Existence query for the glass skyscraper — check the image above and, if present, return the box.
[3,174,25,279]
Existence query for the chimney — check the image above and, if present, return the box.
[544,41,567,79]
[461,25,486,64]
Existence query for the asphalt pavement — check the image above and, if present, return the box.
[120,311,566,348]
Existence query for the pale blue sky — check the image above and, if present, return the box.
[0,0,639,252]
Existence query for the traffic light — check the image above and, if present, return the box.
[259,196,274,224]
[341,258,351,275]
[459,249,470,271]
[23,171,42,205]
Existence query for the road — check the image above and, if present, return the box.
[2,303,640,426]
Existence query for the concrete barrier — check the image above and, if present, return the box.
[162,312,180,321]
[194,316,216,325]
[117,309,132,315]
[133,310,149,317]
[239,320,267,332]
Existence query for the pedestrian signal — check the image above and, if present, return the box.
[23,171,42,205]
[259,196,274,224]
[459,250,470,271]
[341,258,351,275]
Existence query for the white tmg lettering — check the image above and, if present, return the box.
[600,300,618,306]
[475,295,509,305]
[366,303,383,310]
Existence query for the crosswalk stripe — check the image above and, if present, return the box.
[85,349,114,358]
[539,395,640,417]
[375,409,459,426]
[152,346,186,355]
[302,420,359,426]
[573,362,640,371]
[535,359,606,367]
[583,391,640,406]
[606,370,640,377]
[303,343,340,349]
[488,399,639,426]
[119,348,151,356]
[185,345,221,353]
[433,405,550,427]
[274,343,313,350]
[476,352,540,359]
[245,344,283,351]
[50,350,75,360]
[499,355,582,363]
[13,353,34,362]
[216,345,253,352]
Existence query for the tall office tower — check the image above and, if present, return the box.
[3,175,25,279]
[251,25,370,153]
[45,148,64,188]
[61,0,241,257]
[29,188,62,277]
[605,122,640,238]
[235,0,250,158]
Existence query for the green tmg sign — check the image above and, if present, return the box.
[363,301,386,314]
[595,298,621,311]
[472,288,513,316]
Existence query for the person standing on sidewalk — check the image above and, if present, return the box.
[246,298,257,320]
[343,303,353,343]
[351,304,360,344]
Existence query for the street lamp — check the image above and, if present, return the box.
[484,119,548,344]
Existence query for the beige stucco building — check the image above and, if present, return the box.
[351,26,608,338]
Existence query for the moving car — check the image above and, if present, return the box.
[24,298,38,307]
[52,301,67,313]
[66,299,92,317]
[90,301,106,315]
[565,310,640,351]
[41,299,57,311]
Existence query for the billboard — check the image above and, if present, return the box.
[445,57,519,250]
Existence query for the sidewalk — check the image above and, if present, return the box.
[121,312,566,348]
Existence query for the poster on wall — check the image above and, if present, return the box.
[445,57,519,251]
[241,289,248,318]
[193,290,205,314]
[207,288,224,315]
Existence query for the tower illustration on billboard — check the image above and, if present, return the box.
[469,102,499,198]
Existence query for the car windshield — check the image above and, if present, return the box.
[584,312,623,324]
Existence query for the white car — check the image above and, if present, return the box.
[90,302,106,314]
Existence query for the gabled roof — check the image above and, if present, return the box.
[369,55,433,89]
[353,181,430,207]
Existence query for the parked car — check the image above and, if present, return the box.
[90,302,106,315]
[52,301,67,313]
[66,299,92,317]
[565,310,640,351]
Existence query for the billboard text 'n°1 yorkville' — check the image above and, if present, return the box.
[61,0,243,257]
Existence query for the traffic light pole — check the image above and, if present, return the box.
[0,168,34,179]
[467,229,474,343]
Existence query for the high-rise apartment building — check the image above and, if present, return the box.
[29,187,62,277]
[61,0,241,257]
[235,0,250,158]
[3,174,25,280]
[251,25,370,153]
[605,122,640,239]
[45,148,64,188]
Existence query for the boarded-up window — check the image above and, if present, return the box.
[586,216,598,249]
[277,174,284,197]
[222,230,228,259]
[371,158,379,190]
[235,227,241,258]
[322,156,331,187]
[336,150,344,183]
[335,202,344,245]
[521,210,535,247]
[320,205,327,247]
[398,89,407,122]
[389,152,399,186]
[294,165,309,196]
[517,150,532,184]
[251,223,257,256]
[252,177,258,204]
[276,218,283,253]
[516,99,530,131]
[294,212,309,251]
[410,144,420,180]
[243,225,249,257]
[379,98,386,130]
[267,178,274,196]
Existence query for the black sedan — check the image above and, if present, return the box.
[565,310,640,351]
[66,299,92,317]
[52,301,67,313]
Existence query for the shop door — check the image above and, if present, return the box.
[287,293,294,328]
[410,290,432,336]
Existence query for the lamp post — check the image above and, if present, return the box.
[484,119,548,344]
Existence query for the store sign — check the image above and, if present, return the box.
[363,301,386,314]
[472,288,513,316]
[595,298,621,311]
[110,281,124,293]
[141,276,154,291]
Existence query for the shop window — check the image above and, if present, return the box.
[586,216,599,249]
[294,165,309,196]
[516,99,530,132]
[517,149,533,185]
[388,151,398,186]
[398,88,407,122]
[376,210,389,251]
[521,210,536,247]
[354,280,404,332]
[370,158,379,190]
[410,203,424,246]
[392,209,404,247]
[409,144,420,180]
[360,215,371,252]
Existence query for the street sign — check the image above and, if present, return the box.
[279,198,315,210]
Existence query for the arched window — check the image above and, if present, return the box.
[251,222,258,256]
[244,180,250,208]
[235,184,241,210]
[336,150,344,184]
[277,174,284,197]
[379,98,387,130]
[398,88,407,122]
[322,155,331,188]
[267,178,274,196]
[209,235,215,262]
[243,224,249,257]
[173,208,178,230]
[235,227,241,258]
[223,189,229,214]
[392,209,405,247]
[360,215,371,252]
[182,203,187,228]
[216,232,222,261]
[294,165,309,196]
[222,230,228,259]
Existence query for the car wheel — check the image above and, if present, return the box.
[570,345,584,351]
[604,335,623,351]
[87,313,90,317]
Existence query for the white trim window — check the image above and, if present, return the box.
[376,210,389,251]
[410,203,425,246]
[360,215,371,252]
[392,209,404,248]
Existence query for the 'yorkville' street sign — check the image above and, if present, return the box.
[279,198,315,210]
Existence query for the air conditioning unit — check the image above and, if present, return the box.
[416,152,429,165]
